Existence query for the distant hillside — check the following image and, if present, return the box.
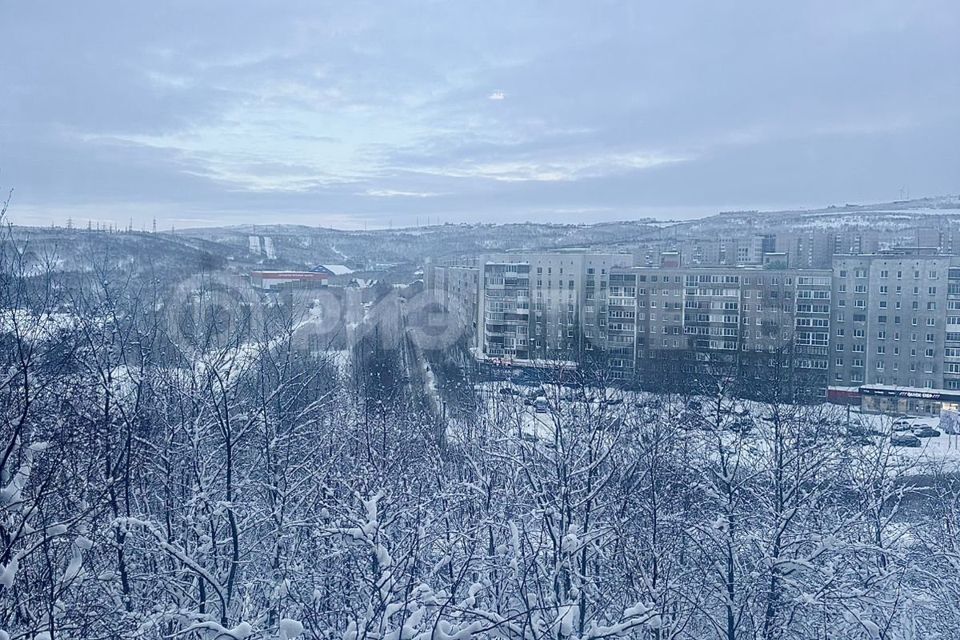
[10,196,960,275]
[174,219,665,269]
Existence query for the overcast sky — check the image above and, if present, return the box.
[3,1,958,229]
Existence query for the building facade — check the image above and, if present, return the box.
[429,247,960,410]
[830,250,960,393]
[476,253,634,361]
[605,264,831,399]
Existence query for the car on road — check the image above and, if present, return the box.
[891,432,921,447]
[498,387,520,396]
[912,425,941,438]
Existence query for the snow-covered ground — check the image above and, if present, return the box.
[852,411,960,472]
[473,380,960,474]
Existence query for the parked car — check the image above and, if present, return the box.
[498,387,519,396]
[891,432,921,447]
[912,425,941,438]
[891,419,914,432]
[848,422,884,438]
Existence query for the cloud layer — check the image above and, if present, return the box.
[3,1,958,228]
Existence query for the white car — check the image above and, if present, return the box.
[892,419,914,432]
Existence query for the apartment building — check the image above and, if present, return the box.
[428,264,480,346]
[475,253,633,361]
[603,264,831,398]
[429,246,960,412]
[828,249,960,411]
[776,231,835,269]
